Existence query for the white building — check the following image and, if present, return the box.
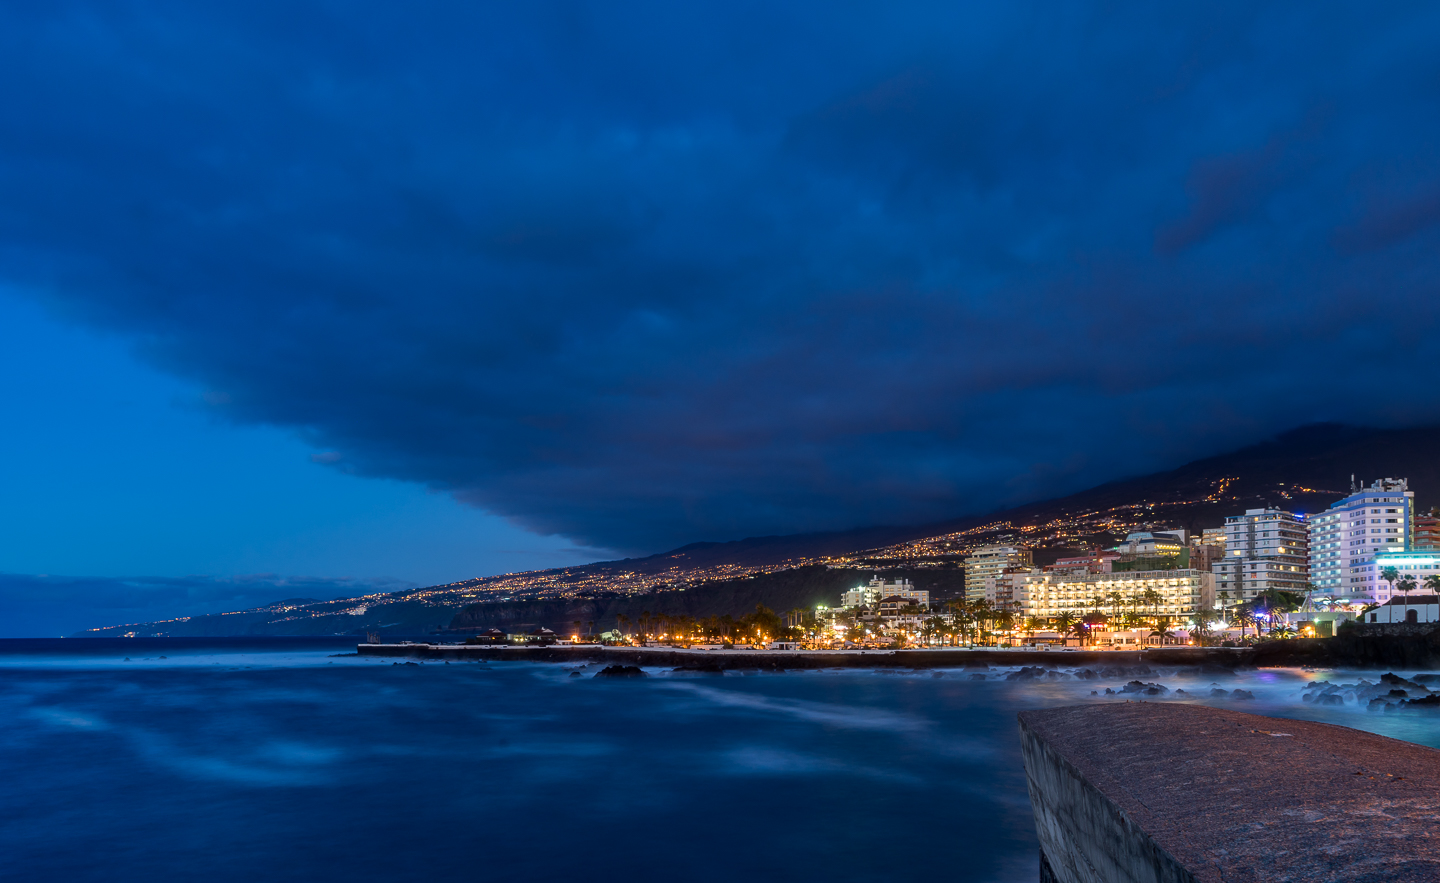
[1213,508,1309,602]
[1015,569,1214,622]
[1112,530,1186,556]
[842,576,927,609]
[985,566,1041,611]
[1361,550,1440,605]
[1308,477,1414,602]
[965,545,1032,602]
[1364,595,1440,624]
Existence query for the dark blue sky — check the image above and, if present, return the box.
[4,2,1440,631]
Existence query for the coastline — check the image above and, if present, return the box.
[357,627,1440,670]
[355,643,1246,669]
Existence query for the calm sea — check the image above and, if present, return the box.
[4,638,1440,882]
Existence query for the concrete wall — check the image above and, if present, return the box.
[1018,717,1197,883]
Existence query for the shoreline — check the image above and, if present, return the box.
[356,643,1249,669]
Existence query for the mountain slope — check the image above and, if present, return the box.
[75,422,1440,637]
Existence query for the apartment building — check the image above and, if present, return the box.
[1213,508,1309,601]
[841,576,927,609]
[964,545,1032,602]
[1415,512,1440,550]
[1307,477,1414,600]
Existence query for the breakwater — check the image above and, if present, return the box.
[1019,703,1440,882]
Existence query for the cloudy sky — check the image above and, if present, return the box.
[4,2,1440,633]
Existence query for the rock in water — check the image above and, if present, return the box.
[594,665,647,678]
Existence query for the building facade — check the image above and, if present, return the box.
[1213,508,1310,602]
[1363,549,1440,605]
[1414,512,1440,550]
[1015,569,1214,622]
[984,566,1038,611]
[964,545,1033,602]
[841,576,927,609]
[1307,477,1414,600]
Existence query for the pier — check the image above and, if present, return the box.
[1019,703,1440,882]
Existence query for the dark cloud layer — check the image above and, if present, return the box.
[0,573,411,637]
[4,2,1440,553]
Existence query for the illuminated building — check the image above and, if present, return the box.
[984,566,1040,610]
[1015,569,1214,621]
[1362,550,1440,606]
[841,576,926,609]
[1415,512,1440,550]
[1307,477,1414,599]
[1213,508,1309,601]
[965,545,1032,602]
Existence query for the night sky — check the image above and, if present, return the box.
[4,3,1440,633]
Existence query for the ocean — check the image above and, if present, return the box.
[4,638,1440,882]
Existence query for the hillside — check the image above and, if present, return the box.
[75,422,1440,637]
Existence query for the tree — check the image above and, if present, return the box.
[1024,616,1044,643]
[1253,589,1304,635]
[1190,607,1217,647]
[1107,591,1124,619]
[1054,610,1078,641]
[1426,574,1440,597]
[1149,617,1175,645]
[1231,605,1257,643]
[1082,611,1108,645]
[1380,566,1400,601]
[1141,588,1163,625]
[1397,576,1418,621]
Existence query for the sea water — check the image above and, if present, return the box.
[4,639,1440,883]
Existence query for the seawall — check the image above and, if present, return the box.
[1019,703,1440,882]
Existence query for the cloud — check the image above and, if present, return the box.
[0,573,413,637]
[1,2,1440,554]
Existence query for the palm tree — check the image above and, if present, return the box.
[1054,610,1078,642]
[1023,616,1043,643]
[1141,588,1163,625]
[1397,576,1418,622]
[1380,566,1400,602]
[1426,574,1440,599]
[1149,617,1176,646]
[1107,591,1124,619]
[1232,605,1257,643]
[1190,607,1217,647]
[1082,611,1108,645]
[616,614,631,642]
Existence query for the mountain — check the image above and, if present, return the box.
[74,422,1440,637]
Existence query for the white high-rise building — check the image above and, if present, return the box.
[965,545,1032,602]
[1307,477,1414,601]
[1213,508,1310,602]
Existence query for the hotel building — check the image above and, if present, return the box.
[1307,477,1414,600]
[1212,508,1309,602]
[1362,549,1440,605]
[965,545,1032,602]
[1016,569,1214,622]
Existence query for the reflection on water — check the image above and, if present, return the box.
[4,642,1440,883]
